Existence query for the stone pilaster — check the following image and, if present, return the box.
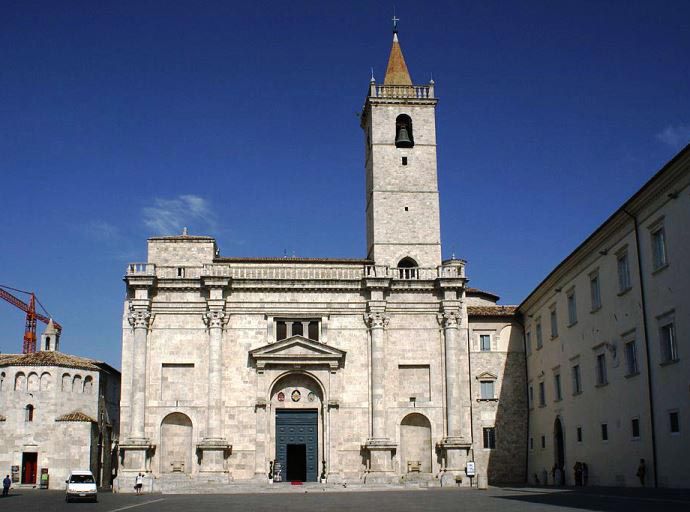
[363,311,396,482]
[198,278,231,474]
[121,305,153,472]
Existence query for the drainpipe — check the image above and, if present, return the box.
[623,207,658,488]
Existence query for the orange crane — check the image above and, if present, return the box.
[0,284,62,354]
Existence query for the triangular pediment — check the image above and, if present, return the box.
[476,371,498,381]
[250,336,346,370]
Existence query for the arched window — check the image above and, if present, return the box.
[45,336,51,350]
[395,114,414,148]
[398,257,418,279]
[83,376,93,394]
[27,372,39,392]
[25,404,34,422]
[14,372,26,391]
[62,373,72,392]
[0,372,5,391]
[72,375,83,393]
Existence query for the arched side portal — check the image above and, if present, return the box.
[400,413,432,474]
[160,412,193,474]
[270,372,323,482]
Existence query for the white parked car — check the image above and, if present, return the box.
[65,470,97,503]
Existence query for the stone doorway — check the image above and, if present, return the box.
[275,409,318,482]
[21,452,37,484]
[160,412,193,474]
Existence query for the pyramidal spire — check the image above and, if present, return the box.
[383,19,412,85]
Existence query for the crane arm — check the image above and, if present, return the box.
[0,288,62,332]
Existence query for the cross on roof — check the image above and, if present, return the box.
[392,15,399,33]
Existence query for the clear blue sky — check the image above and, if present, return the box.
[1,1,689,366]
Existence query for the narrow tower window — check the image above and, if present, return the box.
[395,114,414,148]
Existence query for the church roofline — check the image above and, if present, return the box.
[214,257,373,265]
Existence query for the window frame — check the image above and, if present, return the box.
[549,305,558,339]
[536,319,543,349]
[567,288,577,326]
[572,364,582,395]
[658,313,678,364]
[479,334,492,352]
[590,270,602,312]
[479,380,496,400]
[617,249,632,294]
[538,381,546,407]
[631,417,641,440]
[601,422,609,442]
[596,352,608,386]
[554,373,562,402]
[650,222,668,271]
[669,410,680,435]
[482,427,496,449]
[624,338,639,376]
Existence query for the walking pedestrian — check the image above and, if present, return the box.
[2,475,10,497]
[636,459,646,487]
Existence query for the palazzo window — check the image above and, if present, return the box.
[483,427,496,449]
[276,319,320,341]
[571,364,582,394]
[590,271,602,311]
[658,312,678,364]
[625,338,639,376]
[596,353,608,386]
[617,250,631,293]
[480,380,495,400]
[480,334,491,351]
[25,404,34,422]
[650,223,668,271]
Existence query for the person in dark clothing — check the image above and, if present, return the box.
[582,462,589,486]
[2,475,11,497]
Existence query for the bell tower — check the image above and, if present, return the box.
[361,25,441,269]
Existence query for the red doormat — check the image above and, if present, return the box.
[290,481,303,485]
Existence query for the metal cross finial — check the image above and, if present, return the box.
[392,15,399,33]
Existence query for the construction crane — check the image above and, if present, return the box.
[0,284,62,354]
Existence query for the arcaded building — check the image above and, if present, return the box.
[116,29,525,491]
[0,324,120,489]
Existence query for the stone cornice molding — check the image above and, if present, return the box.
[365,312,390,330]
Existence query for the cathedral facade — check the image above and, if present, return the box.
[117,31,526,491]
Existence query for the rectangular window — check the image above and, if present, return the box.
[572,364,582,394]
[617,251,631,293]
[480,380,495,400]
[577,426,583,443]
[483,427,496,449]
[590,271,602,311]
[567,289,577,325]
[528,385,534,408]
[480,334,491,351]
[596,353,608,386]
[659,319,678,363]
[632,418,640,439]
[401,156,408,166]
[276,319,320,342]
[538,382,546,406]
[651,226,668,270]
[529,437,534,450]
[550,307,558,338]
[601,423,609,441]
[554,374,562,401]
[670,411,680,434]
[536,320,543,349]
[541,435,546,449]
[526,331,532,355]
[625,340,639,375]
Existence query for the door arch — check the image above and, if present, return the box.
[160,412,193,474]
[400,413,432,474]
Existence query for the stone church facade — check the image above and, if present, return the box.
[117,30,526,490]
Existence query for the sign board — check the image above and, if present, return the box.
[11,466,19,483]
[466,461,476,477]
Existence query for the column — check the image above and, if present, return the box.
[363,312,396,482]
[198,308,230,473]
[438,308,471,480]
[442,311,462,438]
[119,306,152,474]
[128,308,150,440]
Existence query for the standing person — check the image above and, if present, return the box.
[582,463,588,486]
[636,459,646,487]
[2,475,10,497]
[135,473,143,495]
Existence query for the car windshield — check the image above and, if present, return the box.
[69,475,95,483]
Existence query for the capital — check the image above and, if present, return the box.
[204,310,225,329]
[127,309,151,329]
[366,312,390,330]
[438,311,459,329]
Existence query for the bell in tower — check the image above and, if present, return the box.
[395,114,414,148]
